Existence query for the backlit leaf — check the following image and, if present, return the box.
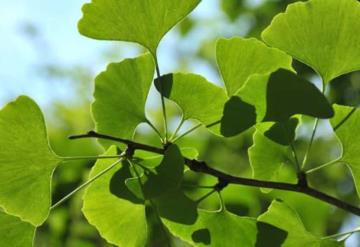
[0,96,61,226]
[155,73,227,133]
[249,125,296,187]
[92,54,154,147]
[78,0,201,55]
[0,211,35,247]
[330,105,360,197]
[262,0,360,83]
[164,209,257,247]
[216,37,293,96]
[258,200,343,247]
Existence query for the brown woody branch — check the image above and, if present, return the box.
[69,131,360,217]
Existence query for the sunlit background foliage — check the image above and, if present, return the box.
[1,0,360,246]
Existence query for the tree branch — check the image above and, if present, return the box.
[69,131,360,217]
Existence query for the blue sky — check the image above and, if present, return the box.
[0,0,226,107]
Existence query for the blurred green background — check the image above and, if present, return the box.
[1,0,360,246]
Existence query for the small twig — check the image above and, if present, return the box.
[69,131,164,154]
[69,131,360,217]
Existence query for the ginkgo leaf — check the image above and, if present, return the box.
[83,146,196,246]
[126,145,184,199]
[240,69,333,123]
[164,209,258,247]
[258,200,343,247]
[249,125,297,187]
[216,37,293,96]
[221,69,333,137]
[0,96,61,226]
[83,147,149,247]
[78,0,201,55]
[330,105,360,197]
[92,54,155,147]
[263,69,334,122]
[155,73,227,132]
[0,211,35,247]
[262,0,360,84]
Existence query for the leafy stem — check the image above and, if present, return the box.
[69,130,360,216]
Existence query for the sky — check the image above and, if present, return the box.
[0,0,225,107]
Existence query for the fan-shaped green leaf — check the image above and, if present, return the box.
[262,69,334,122]
[249,124,296,187]
[0,96,61,226]
[83,147,148,247]
[126,145,184,199]
[239,69,333,122]
[164,209,257,247]
[92,54,155,147]
[83,146,196,246]
[0,211,35,247]
[221,69,333,137]
[262,0,360,83]
[216,37,293,96]
[330,104,360,197]
[78,0,201,55]
[258,200,343,247]
[155,73,227,133]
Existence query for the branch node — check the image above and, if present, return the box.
[163,142,172,151]
[125,145,135,159]
[214,178,229,192]
[297,171,308,189]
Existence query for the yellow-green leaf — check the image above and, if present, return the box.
[216,37,293,96]
[262,0,360,83]
[92,54,154,147]
[0,211,35,247]
[330,104,360,197]
[0,96,61,226]
[78,0,201,55]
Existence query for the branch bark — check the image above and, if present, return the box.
[69,131,360,217]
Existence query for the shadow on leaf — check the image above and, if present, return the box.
[192,228,211,245]
[255,222,287,247]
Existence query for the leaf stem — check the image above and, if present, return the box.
[50,157,123,210]
[172,123,202,143]
[217,191,226,212]
[290,142,301,173]
[62,155,122,161]
[305,159,341,174]
[145,118,164,143]
[321,227,360,240]
[302,118,320,170]
[155,57,168,143]
[170,116,185,141]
